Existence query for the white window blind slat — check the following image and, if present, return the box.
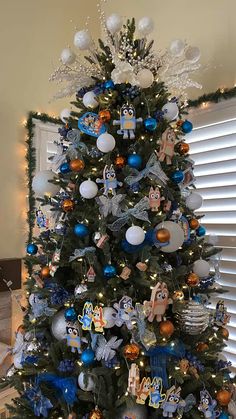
[191,147,236,164]
[197,185,236,199]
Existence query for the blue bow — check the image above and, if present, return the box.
[38,373,77,405]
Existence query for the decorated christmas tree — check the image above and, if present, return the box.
[3,11,236,419]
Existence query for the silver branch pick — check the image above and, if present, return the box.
[96,194,125,218]
[125,153,169,186]
[95,335,123,362]
[108,197,150,231]
[67,129,88,156]
[69,247,96,262]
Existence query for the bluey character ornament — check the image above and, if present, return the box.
[92,306,107,332]
[113,104,142,139]
[198,389,218,419]
[215,300,230,326]
[78,302,93,330]
[66,324,82,353]
[136,377,151,405]
[162,386,186,417]
[158,128,176,165]
[149,377,166,409]
[96,164,122,196]
[113,296,136,330]
[149,186,164,212]
[78,112,106,137]
[144,282,171,322]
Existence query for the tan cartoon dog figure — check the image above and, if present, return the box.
[158,128,176,165]
[144,282,171,322]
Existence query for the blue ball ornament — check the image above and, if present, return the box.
[144,117,157,132]
[196,225,206,237]
[171,170,184,184]
[26,243,38,255]
[219,413,229,419]
[59,162,71,174]
[103,264,117,278]
[81,348,95,366]
[64,307,77,322]
[127,154,142,169]
[74,223,89,237]
[103,79,115,90]
[181,120,193,134]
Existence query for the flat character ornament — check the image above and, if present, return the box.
[66,324,82,353]
[136,377,151,405]
[92,306,107,332]
[162,385,186,417]
[158,128,176,165]
[149,377,166,409]
[113,104,142,139]
[113,296,136,330]
[198,389,218,419]
[149,186,164,211]
[78,302,93,330]
[96,164,122,196]
[144,282,171,323]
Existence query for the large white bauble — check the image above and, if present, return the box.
[136,68,154,88]
[193,259,210,278]
[103,307,117,328]
[60,108,71,123]
[51,309,68,341]
[185,46,201,63]
[78,372,94,391]
[169,39,185,57]
[157,221,184,253]
[96,133,116,153]
[126,226,145,246]
[138,17,154,36]
[106,13,123,34]
[162,102,179,121]
[32,170,60,198]
[74,30,91,50]
[60,48,76,65]
[82,91,98,109]
[79,179,98,199]
[186,192,203,210]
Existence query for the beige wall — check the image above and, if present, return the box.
[1,0,236,259]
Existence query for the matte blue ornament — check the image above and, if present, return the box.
[219,413,229,419]
[103,79,115,90]
[196,225,206,237]
[127,154,142,169]
[144,117,157,132]
[81,348,95,366]
[64,307,77,322]
[74,223,89,237]
[103,264,117,278]
[181,120,193,134]
[59,162,71,174]
[171,170,184,183]
[26,243,38,255]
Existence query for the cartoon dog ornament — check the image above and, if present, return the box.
[149,186,164,212]
[66,324,82,354]
[149,377,166,409]
[78,302,93,331]
[144,282,171,323]
[113,296,136,330]
[96,164,122,196]
[158,128,176,165]
[162,386,186,417]
[198,389,218,419]
[92,306,107,332]
[136,377,151,405]
[113,104,143,139]
[215,300,231,326]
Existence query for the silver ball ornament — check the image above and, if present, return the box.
[175,300,210,335]
[74,30,92,50]
[138,17,154,36]
[60,108,71,122]
[79,179,98,199]
[60,48,76,65]
[106,13,123,34]
[51,309,68,341]
[96,133,116,153]
[78,371,95,391]
[186,192,203,210]
[82,91,98,109]
[193,259,210,278]
[162,102,179,121]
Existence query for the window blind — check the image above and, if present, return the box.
[187,99,236,372]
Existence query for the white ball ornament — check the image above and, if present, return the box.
[60,108,71,123]
[74,30,91,50]
[103,307,117,328]
[162,102,179,121]
[193,259,210,278]
[106,13,123,34]
[186,192,203,210]
[126,226,145,246]
[60,48,76,65]
[79,179,98,199]
[185,46,201,63]
[78,372,94,391]
[138,17,154,36]
[32,170,60,198]
[169,39,185,57]
[82,91,98,109]
[96,133,116,153]
[51,310,68,341]
[136,68,154,88]
[157,221,184,253]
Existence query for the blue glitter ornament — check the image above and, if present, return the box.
[74,223,89,237]
[58,359,74,373]
[59,162,71,174]
[144,117,157,132]
[103,79,115,90]
[171,170,184,183]
[127,154,142,169]
[103,264,117,278]
[64,307,77,322]
[81,348,95,366]
[196,226,206,236]
[26,243,38,255]
[181,120,193,134]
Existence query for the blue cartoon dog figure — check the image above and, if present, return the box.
[149,377,166,409]
[96,164,122,196]
[66,325,81,354]
[113,296,136,330]
[78,302,93,330]
[162,385,186,417]
[113,104,142,139]
[198,389,219,419]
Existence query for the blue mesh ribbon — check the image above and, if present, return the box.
[38,373,77,405]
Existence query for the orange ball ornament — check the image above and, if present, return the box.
[62,199,75,212]
[216,389,231,406]
[189,219,200,229]
[159,320,175,337]
[123,343,140,361]
[70,158,85,172]
[196,342,209,352]
[186,272,199,287]
[41,266,50,278]
[88,407,103,419]
[98,109,111,123]
[115,155,126,169]
[178,142,190,154]
[156,228,170,243]
[220,327,229,339]
[173,290,184,301]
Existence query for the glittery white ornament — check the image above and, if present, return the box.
[60,48,76,65]
[162,102,179,121]
[126,226,145,246]
[111,61,137,85]
[82,91,98,109]
[169,39,185,57]
[185,46,201,63]
[186,192,203,210]
[79,179,98,199]
[74,30,92,50]
[78,372,94,391]
[136,68,154,88]
[60,108,71,122]
[106,13,123,34]
[138,17,154,36]
[96,133,116,153]
[51,310,68,341]
[193,259,210,278]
